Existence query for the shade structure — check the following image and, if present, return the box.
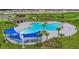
[4,27,40,42]
[23,31,40,38]
[4,27,19,35]
[4,27,21,41]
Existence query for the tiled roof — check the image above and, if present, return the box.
[15,17,25,20]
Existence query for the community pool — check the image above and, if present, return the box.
[4,22,61,44]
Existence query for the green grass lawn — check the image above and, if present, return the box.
[62,24,79,48]
[0,12,79,49]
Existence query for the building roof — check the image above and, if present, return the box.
[15,17,25,20]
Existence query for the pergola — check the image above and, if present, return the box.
[14,17,26,24]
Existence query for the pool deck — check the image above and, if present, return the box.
[8,21,77,45]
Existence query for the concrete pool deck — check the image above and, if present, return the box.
[7,21,77,45]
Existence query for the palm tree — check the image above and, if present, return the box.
[39,30,49,48]
[40,30,49,41]
[42,24,46,30]
[56,28,61,37]
[37,31,44,48]
[38,32,43,42]
[44,31,49,40]
[42,22,48,30]
[41,30,50,48]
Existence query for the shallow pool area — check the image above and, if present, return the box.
[20,23,61,34]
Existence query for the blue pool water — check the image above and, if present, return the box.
[20,23,61,34]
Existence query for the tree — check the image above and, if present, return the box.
[45,31,49,40]
[37,32,44,48]
[38,30,49,48]
[42,24,46,30]
[61,14,64,18]
[56,28,61,37]
[16,14,26,17]
[0,24,8,43]
[74,19,79,26]
[2,30,8,43]
[38,32,43,42]
[44,38,63,48]
[40,30,49,41]
[59,33,64,43]
[59,33,64,37]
